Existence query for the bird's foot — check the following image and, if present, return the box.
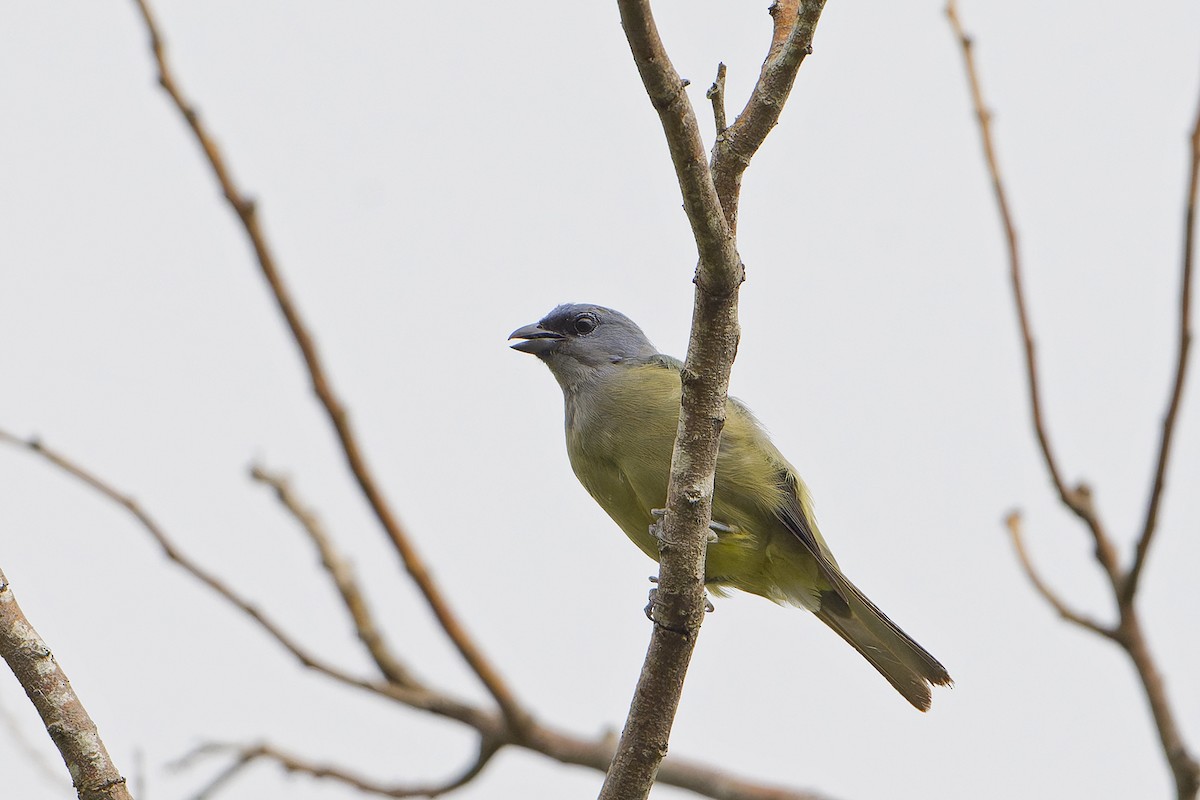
[643,580,714,624]
[649,508,729,544]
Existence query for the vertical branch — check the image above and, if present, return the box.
[706,63,728,135]
[947,3,1200,798]
[0,567,133,800]
[1125,93,1200,604]
[603,5,736,797]
[604,2,827,798]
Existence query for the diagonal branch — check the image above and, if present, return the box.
[0,566,133,800]
[616,0,739,282]
[1,427,836,800]
[250,464,419,688]
[0,429,400,699]
[1003,513,1116,640]
[1126,90,1200,605]
[944,0,1123,589]
[128,0,529,734]
[176,737,502,800]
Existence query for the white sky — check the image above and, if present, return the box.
[2,1,1198,799]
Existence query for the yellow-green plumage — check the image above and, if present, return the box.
[512,304,951,711]
[566,359,826,605]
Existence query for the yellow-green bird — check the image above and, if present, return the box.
[510,303,951,711]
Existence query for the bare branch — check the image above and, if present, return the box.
[1117,613,1200,800]
[0,566,133,800]
[1,427,836,800]
[250,464,419,688]
[127,0,528,733]
[0,429,382,691]
[1126,89,1200,604]
[944,0,1123,588]
[616,0,740,285]
[711,0,827,230]
[1003,513,1116,639]
[948,4,1200,798]
[607,2,828,798]
[706,63,728,135]
[177,738,502,799]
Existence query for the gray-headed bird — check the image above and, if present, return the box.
[510,303,952,710]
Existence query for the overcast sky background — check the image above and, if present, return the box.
[2,2,1199,799]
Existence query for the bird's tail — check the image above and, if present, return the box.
[814,576,952,712]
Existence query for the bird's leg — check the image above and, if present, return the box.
[649,508,728,544]
[643,575,714,622]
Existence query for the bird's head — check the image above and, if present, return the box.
[509,303,658,388]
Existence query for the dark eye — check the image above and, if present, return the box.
[572,313,598,335]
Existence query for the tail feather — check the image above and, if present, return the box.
[815,581,952,712]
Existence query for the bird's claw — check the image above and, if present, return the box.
[644,580,715,623]
[649,508,732,544]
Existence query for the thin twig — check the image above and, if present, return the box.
[710,0,827,231]
[178,738,502,799]
[944,0,1123,587]
[0,429,375,692]
[250,464,419,688]
[1003,513,1116,639]
[1126,91,1200,605]
[0,427,835,800]
[0,566,133,800]
[128,0,529,734]
[947,4,1200,798]
[706,62,728,135]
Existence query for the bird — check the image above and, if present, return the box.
[510,303,952,711]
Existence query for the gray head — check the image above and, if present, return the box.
[509,303,659,389]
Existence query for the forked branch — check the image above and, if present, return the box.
[604,2,827,798]
[0,428,836,800]
[946,3,1199,798]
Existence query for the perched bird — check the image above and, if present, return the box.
[510,303,952,711]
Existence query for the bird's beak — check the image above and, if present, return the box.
[509,323,564,355]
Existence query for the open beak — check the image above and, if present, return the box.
[509,323,564,355]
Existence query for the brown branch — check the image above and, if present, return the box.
[177,738,502,799]
[1003,513,1116,639]
[1126,90,1200,605]
[706,62,728,135]
[948,4,1200,798]
[0,429,382,695]
[944,0,1123,589]
[1,428,833,800]
[0,566,133,800]
[128,0,528,734]
[616,0,739,280]
[606,2,827,798]
[249,464,419,689]
[710,0,827,230]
